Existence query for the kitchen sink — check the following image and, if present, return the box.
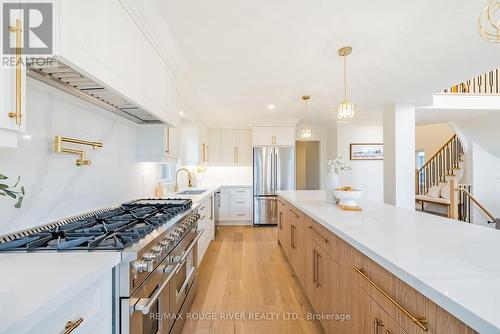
[176,189,207,195]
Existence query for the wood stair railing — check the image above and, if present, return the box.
[441,69,500,95]
[415,134,464,196]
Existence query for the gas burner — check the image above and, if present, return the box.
[0,198,194,252]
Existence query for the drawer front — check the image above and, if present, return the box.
[229,187,252,198]
[28,271,112,334]
[230,209,252,221]
[350,246,437,334]
[230,197,252,208]
[305,216,338,262]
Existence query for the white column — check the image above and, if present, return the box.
[383,104,415,209]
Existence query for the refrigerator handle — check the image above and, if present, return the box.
[274,152,278,194]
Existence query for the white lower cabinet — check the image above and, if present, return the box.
[197,194,215,265]
[219,186,253,223]
[28,271,112,334]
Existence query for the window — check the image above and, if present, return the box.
[416,151,426,188]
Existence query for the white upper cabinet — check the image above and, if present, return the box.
[0,7,26,148]
[179,119,200,165]
[55,0,177,124]
[136,125,180,163]
[252,126,295,146]
[217,129,252,165]
[207,129,221,164]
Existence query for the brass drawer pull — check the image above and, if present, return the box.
[8,19,22,125]
[373,317,384,334]
[288,208,299,218]
[64,317,84,334]
[307,225,329,244]
[354,266,428,331]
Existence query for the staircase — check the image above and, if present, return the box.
[415,134,464,196]
[416,135,499,227]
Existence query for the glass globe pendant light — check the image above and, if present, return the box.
[335,46,356,122]
[298,95,313,140]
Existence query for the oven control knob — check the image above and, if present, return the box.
[131,260,147,273]
[171,232,180,239]
[143,252,158,261]
[152,245,163,256]
[160,239,170,249]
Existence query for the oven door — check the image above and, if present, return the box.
[169,228,204,330]
[123,256,178,334]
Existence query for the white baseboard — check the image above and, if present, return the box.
[218,221,253,226]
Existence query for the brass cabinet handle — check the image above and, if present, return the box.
[206,144,209,162]
[316,250,321,288]
[308,225,329,244]
[312,249,317,285]
[288,208,299,218]
[202,143,206,162]
[372,317,384,334]
[8,19,22,125]
[354,267,429,331]
[165,128,171,154]
[234,147,239,163]
[385,331,392,334]
[272,135,276,145]
[290,224,295,249]
[278,212,282,230]
[64,317,84,334]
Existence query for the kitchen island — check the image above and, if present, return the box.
[0,252,120,334]
[277,190,500,334]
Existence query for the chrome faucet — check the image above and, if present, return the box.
[174,168,193,192]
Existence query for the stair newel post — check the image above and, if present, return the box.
[449,179,458,220]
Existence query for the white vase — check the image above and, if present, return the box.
[325,167,340,204]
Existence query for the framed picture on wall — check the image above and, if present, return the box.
[350,143,383,160]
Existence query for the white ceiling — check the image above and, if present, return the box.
[140,0,500,128]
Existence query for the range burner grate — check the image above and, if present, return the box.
[0,198,193,251]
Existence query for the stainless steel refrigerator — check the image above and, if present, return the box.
[253,146,295,225]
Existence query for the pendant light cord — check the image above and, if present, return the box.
[344,55,347,99]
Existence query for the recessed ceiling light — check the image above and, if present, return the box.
[21,134,32,140]
[267,104,275,110]
[179,110,184,116]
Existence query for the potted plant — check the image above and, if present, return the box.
[0,173,25,208]
[325,157,351,204]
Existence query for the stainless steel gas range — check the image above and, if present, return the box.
[0,198,203,334]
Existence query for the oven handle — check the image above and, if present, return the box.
[173,228,205,274]
[134,262,180,315]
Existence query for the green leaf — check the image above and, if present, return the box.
[14,196,23,208]
[12,176,20,188]
[0,184,8,189]
[21,186,25,195]
[3,189,17,199]
[0,192,5,196]
[0,174,7,180]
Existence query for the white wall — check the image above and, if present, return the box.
[415,123,455,163]
[336,121,384,203]
[452,112,500,226]
[471,143,500,226]
[0,79,160,235]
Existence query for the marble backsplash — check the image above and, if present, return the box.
[0,78,160,236]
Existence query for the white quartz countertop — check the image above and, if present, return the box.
[0,252,120,333]
[277,190,500,333]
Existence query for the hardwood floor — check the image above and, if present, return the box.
[182,226,324,334]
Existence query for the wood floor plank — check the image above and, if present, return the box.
[181,226,324,334]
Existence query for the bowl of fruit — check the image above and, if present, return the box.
[334,186,362,207]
